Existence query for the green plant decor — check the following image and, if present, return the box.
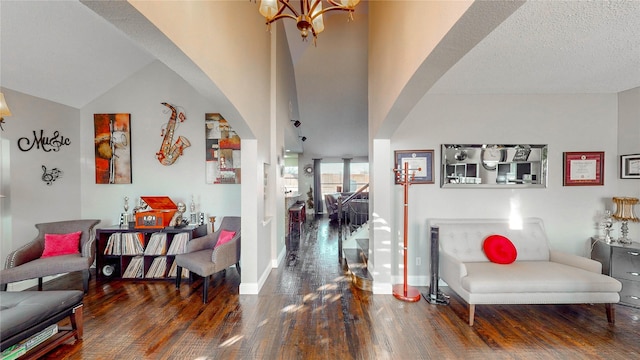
[306,186,314,210]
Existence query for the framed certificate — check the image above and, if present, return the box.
[620,153,640,179]
[563,151,604,186]
[394,150,434,184]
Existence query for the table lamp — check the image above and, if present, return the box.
[612,197,639,245]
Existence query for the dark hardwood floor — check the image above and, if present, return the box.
[29,217,640,359]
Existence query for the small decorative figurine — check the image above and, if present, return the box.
[133,198,149,213]
[169,202,187,227]
[602,209,614,244]
[306,186,314,211]
[120,196,132,227]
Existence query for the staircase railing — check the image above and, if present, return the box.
[337,183,369,262]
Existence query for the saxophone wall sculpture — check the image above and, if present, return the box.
[156,102,190,166]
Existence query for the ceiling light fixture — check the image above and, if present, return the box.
[291,119,301,127]
[0,93,12,131]
[258,0,360,43]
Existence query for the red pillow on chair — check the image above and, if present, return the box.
[215,230,236,248]
[482,234,517,264]
[41,231,82,258]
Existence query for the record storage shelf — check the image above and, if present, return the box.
[96,225,207,281]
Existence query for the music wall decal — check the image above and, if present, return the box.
[41,165,63,185]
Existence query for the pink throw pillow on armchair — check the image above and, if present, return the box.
[41,231,82,258]
[215,230,236,248]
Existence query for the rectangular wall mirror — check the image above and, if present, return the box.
[441,144,548,188]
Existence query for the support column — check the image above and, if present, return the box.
[342,158,352,192]
[313,158,323,213]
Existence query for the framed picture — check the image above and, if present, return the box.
[512,147,531,162]
[205,113,241,184]
[94,113,132,184]
[563,151,604,186]
[394,150,434,184]
[620,153,640,179]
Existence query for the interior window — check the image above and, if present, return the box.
[283,154,298,193]
[320,162,343,197]
[349,162,369,192]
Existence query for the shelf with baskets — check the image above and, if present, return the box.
[96,225,207,281]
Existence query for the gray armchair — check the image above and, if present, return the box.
[175,216,241,303]
[0,219,100,293]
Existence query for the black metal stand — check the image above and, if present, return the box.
[423,226,449,305]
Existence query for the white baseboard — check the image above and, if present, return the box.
[238,282,259,294]
[372,282,392,294]
[272,245,286,268]
[239,264,272,295]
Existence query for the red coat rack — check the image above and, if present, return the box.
[392,162,421,302]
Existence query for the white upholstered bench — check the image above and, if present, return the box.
[430,218,622,326]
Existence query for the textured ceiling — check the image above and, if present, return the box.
[1,1,639,157]
[430,0,640,94]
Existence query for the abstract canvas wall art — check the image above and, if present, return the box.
[205,113,241,184]
[94,113,132,184]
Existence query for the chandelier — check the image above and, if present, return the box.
[258,0,361,42]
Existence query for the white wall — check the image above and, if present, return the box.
[297,153,314,207]
[0,138,11,262]
[618,87,640,155]
[0,89,83,260]
[272,21,298,266]
[386,93,635,288]
[368,1,473,138]
[128,0,271,140]
[2,60,268,258]
[616,86,640,241]
[2,1,283,294]
[80,61,240,226]
[370,139,393,293]
[128,1,273,294]
[367,1,524,293]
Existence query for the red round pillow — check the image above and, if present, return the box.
[483,234,517,264]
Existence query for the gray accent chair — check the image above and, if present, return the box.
[0,219,100,293]
[175,216,241,303]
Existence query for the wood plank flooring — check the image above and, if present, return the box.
[28,217,640,359]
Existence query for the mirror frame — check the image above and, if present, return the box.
[441,144,548,188]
